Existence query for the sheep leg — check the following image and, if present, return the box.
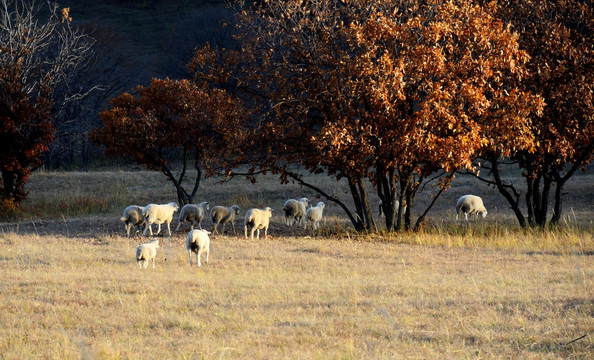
[205,249,209,264]
[175,221,182,232]
[143,223,153,236]
[151,257,155,269]
[187,250,193,265]
[197,249,202,267]
[166,222,172,237]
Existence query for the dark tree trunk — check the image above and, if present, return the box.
[357,177,376,231]
[348,177,367,231]
[376,162,398,231]
[490,156,527,228]
[550,179,564,226]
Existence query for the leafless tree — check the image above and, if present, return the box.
[0,0,99,168]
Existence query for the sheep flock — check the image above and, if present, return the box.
[123,192,490,268]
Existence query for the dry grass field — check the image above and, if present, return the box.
[0,169,592,359]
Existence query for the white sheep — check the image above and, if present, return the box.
[136,238,159,269]
[120,205,146,237]
[175,201,210,232]
[185,229,210,267]
[210,204,240,235]
[283,197,310,226]
[142,202,179,236]
[456,195,488,221]
[305,201,325,230]
[378,199,404,219]
[244,207,273,240]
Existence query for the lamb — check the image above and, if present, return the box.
[283,197,310,226]
[142,202,179,236]
[210,204,240,235]
[244,207,273,240]
[136,238,159,269]
[456,195,488,221]
[175,201,210,232]
[304,201,325,230]
[120,205,146,237]
[185,229,210,267]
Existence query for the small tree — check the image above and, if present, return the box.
[0,64,53,205]
[90,78,247,205]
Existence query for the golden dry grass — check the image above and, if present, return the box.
[0,169,592,358]
[0,233,592,359]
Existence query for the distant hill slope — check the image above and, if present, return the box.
[60,0,230,84]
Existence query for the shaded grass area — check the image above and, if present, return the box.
[0,234,592,359]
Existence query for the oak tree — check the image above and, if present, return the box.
[472,0,593,227]
[192,0,541,231]
[90,78,247,205]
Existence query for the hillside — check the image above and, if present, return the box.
[61,0,230,84]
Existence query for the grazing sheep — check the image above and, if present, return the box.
[175,201,210,232]
[456,195,488,221]
[305,201,325,230]
[244,207,273,240]
[283,198,310,226]
[120,205,146,237]
[378,199,403,219]
[186,229,210,267]
[136,238,159,269]
[211,205,240,235]
[142,202,179,236]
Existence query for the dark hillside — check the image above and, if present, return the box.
[61,0,231,84]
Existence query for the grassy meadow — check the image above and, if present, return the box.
[0,169,592,359]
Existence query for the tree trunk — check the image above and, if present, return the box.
[357,177,375,231]
[348,177,366,231]
[550,179,564,226]
[395,176,411,231]
[376,164,398,231]
[537,174,552,227]
[526,175,536,227]
[490,157,527,228]
[1,170,15,201]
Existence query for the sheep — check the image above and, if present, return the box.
[210,204,240,235]
[456,194,488,221]
[244,207,273,240]
[175,201,210,232]
[304,201,325,230]
[120,205,146,237]
[136,238,159,269]
[185,229,210,267]
[142,202,179,236]
[378,199,404,219]
[283,197,310,227]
